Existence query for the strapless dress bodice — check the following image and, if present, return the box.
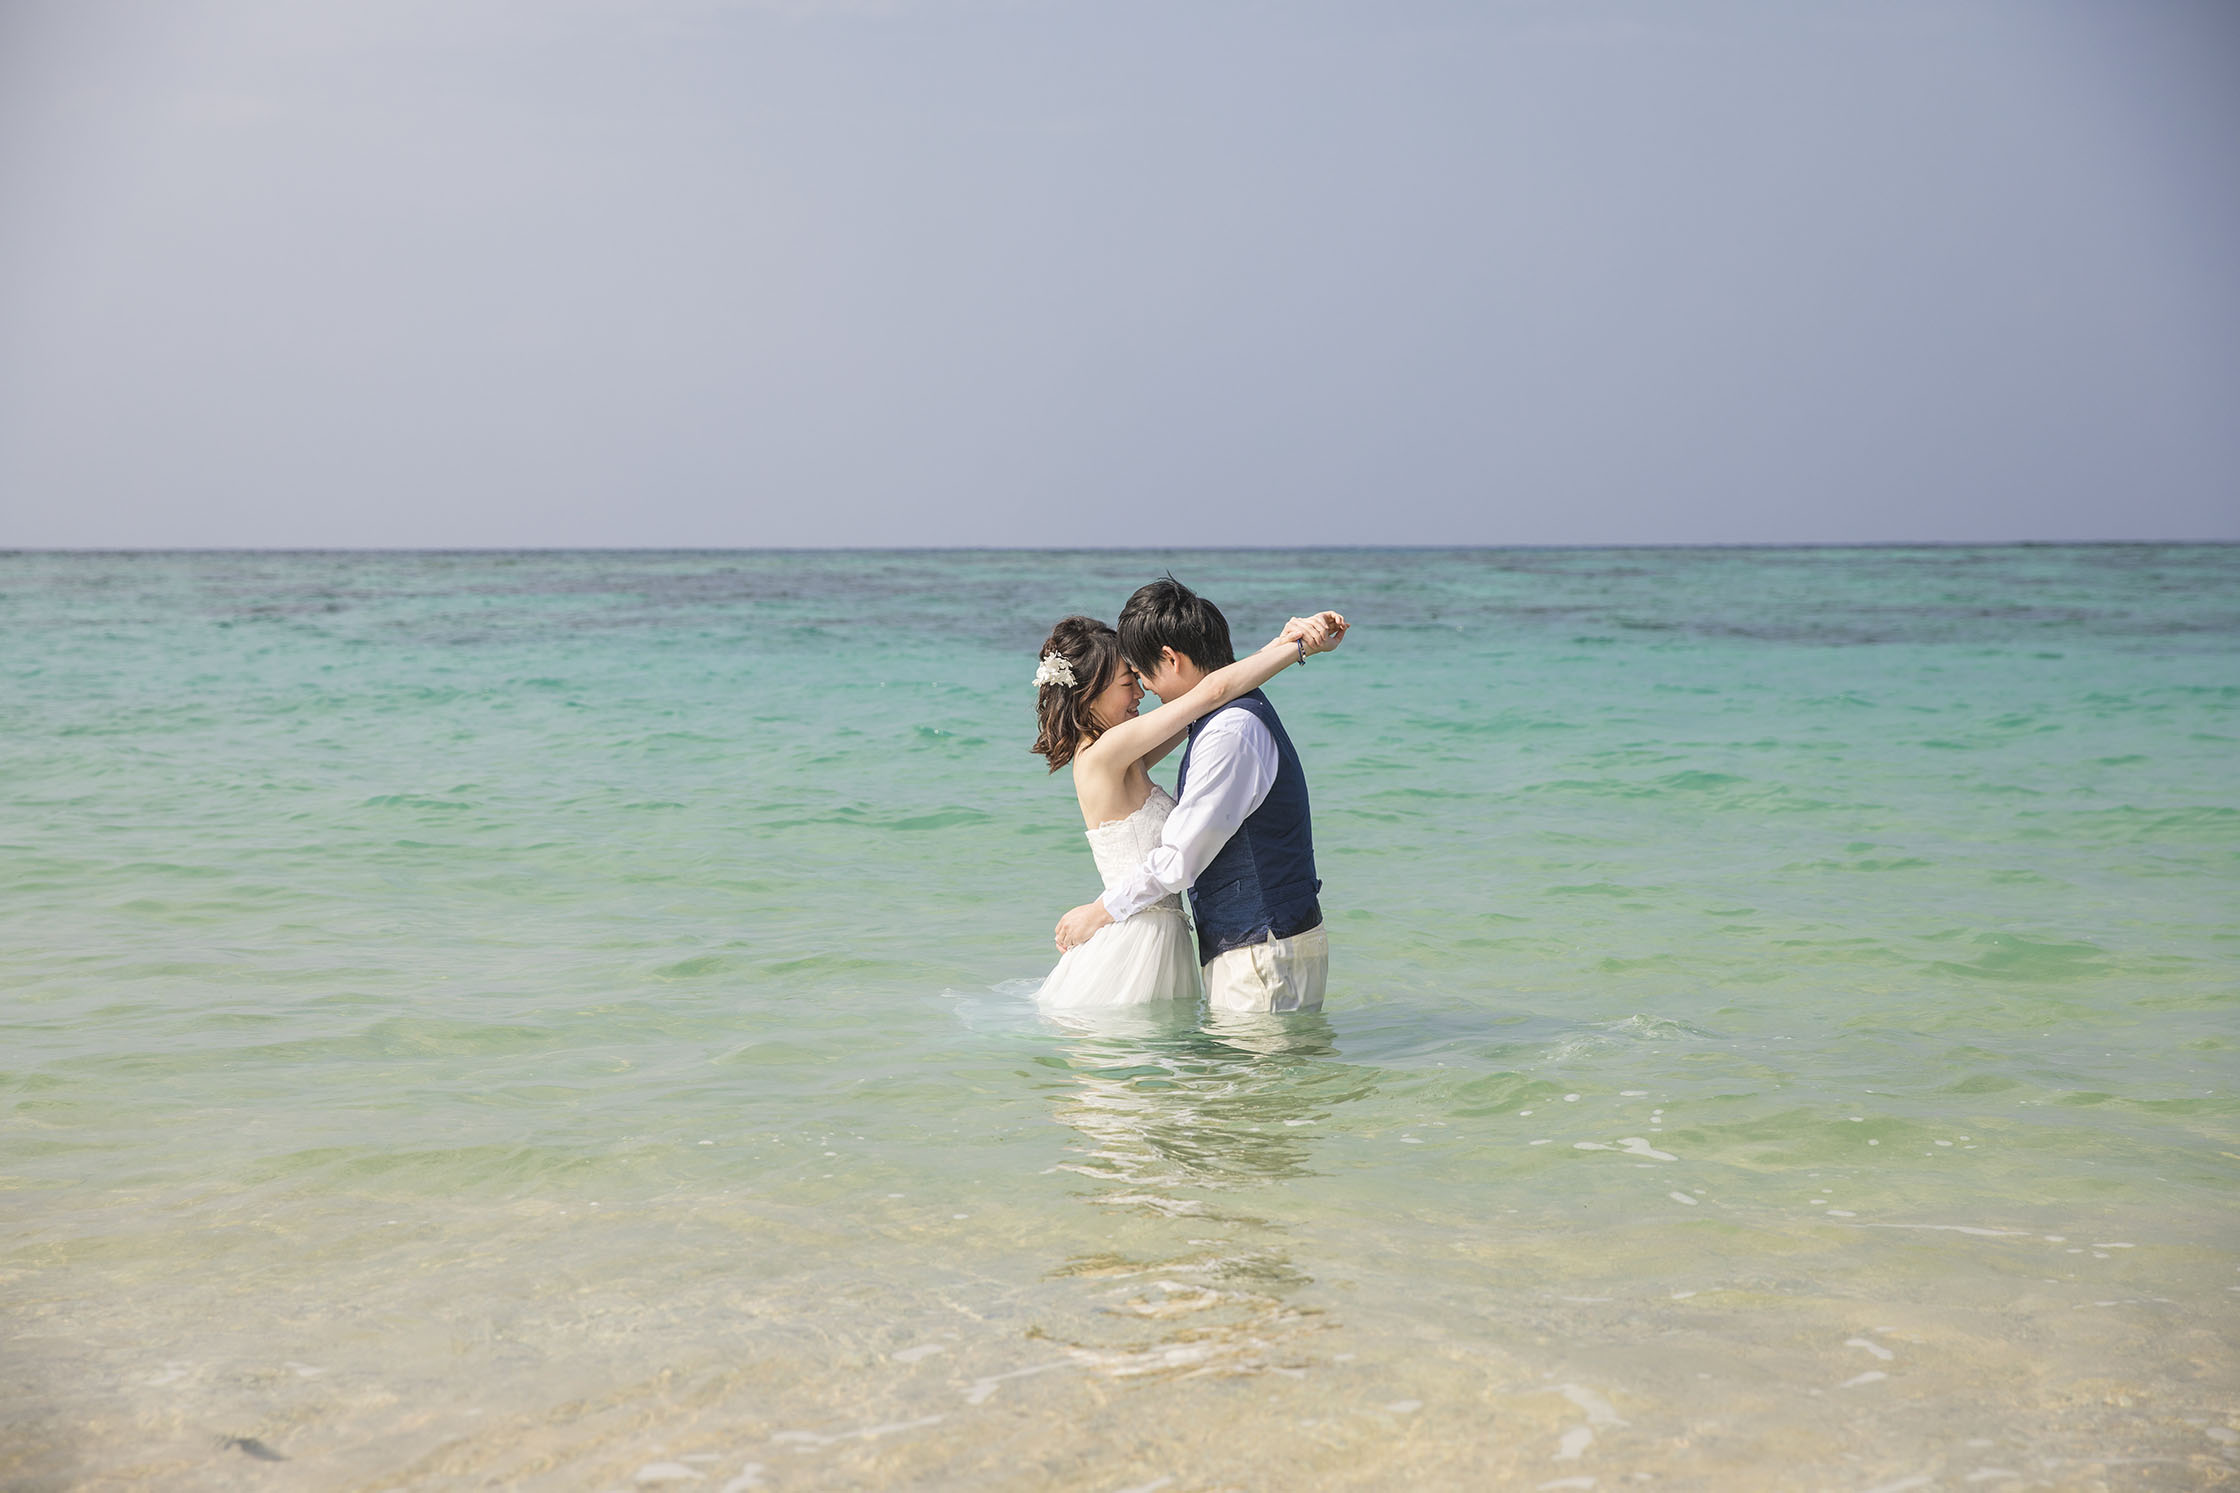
[1037,782,1199,1009]
[1083,784,1184,913]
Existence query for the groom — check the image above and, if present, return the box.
[1054,576,1339,1013]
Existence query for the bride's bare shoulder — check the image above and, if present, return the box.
[1070,732,1126,774]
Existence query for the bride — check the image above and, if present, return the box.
[1027,607,1345,1008]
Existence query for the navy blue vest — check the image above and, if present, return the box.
[1175,689,1322,965]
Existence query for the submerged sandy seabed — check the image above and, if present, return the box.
[6,1169,2235,1492]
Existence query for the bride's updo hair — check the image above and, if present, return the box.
[1031,615,1125,772]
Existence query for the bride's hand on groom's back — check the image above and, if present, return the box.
[1055,899,1113,951]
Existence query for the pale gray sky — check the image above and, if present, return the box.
[1,0,2234,547]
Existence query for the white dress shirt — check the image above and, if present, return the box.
[1101,709,1280,922]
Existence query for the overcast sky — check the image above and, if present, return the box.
[1,0,2234,548]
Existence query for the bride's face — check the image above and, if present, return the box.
[1086,662,1144,731]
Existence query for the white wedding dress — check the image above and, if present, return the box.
[1035,784,1202,1009]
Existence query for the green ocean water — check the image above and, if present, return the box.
[2,547,2236,1490]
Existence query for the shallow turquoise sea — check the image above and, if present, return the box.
[3,547,2236,1489]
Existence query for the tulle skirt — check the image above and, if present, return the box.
[1034,903,1201,1009]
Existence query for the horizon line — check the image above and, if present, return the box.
[5,538,2238,558]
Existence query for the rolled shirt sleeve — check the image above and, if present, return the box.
[1101,710,1279,922]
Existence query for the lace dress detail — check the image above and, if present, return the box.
[1085,788,1187,916]
[1034,784,1201,1009]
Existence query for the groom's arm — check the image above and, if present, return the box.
[1054,714,1278,949]
[1103,712,1278,918]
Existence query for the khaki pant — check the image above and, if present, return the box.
[1204,923,1328,1013]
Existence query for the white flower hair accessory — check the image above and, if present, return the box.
[1034,652,1078,690]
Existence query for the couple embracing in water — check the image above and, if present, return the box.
[1029,576,1348,1013]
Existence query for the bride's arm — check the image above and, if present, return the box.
[1082,610,1347,770]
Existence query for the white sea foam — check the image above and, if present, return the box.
[1559,1384,1626,1426]
[769,1414,946,1450]
[964,1362,1070,1405]
[636,1462,705,1483]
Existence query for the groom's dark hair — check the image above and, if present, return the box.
[1120,575,1235,674]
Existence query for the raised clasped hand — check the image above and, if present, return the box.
[1279,610,1349,655]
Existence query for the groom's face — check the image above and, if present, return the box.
[1137,648,1190,702]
